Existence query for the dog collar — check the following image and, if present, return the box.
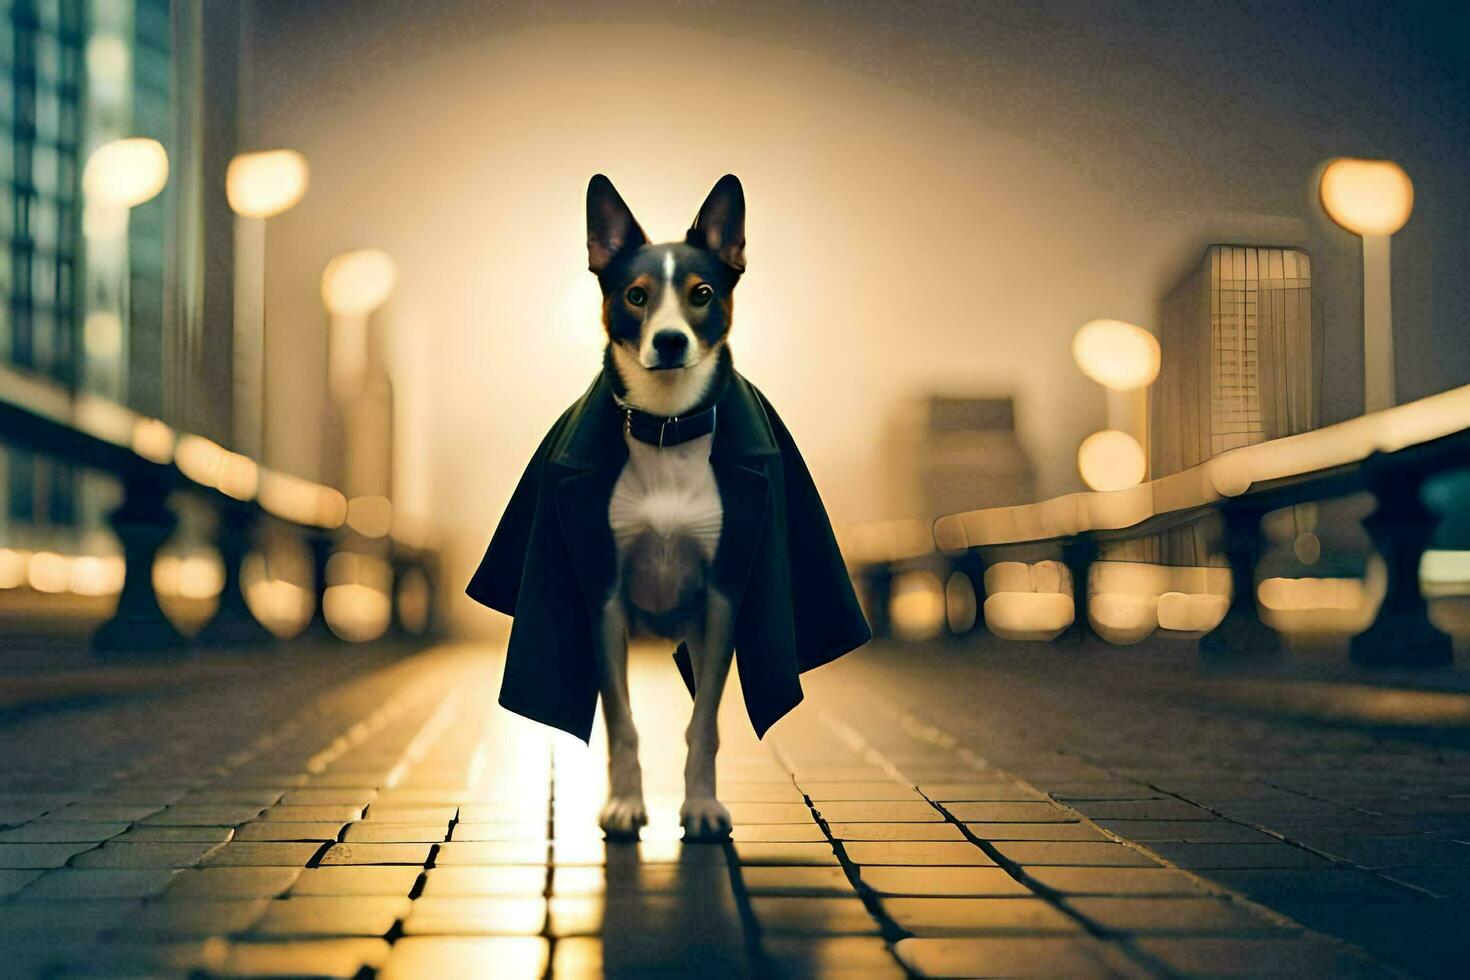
[614,397,718,448]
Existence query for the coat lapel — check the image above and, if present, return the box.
[550,374,628,615]
[709,374,779,613]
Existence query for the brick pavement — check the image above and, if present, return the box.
[0,639,1436,977]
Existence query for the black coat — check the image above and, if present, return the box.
[466,368,870,741]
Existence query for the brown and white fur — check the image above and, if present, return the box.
[586,174,746,840]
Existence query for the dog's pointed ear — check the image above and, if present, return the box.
[587,174,648,274]
[686,174,746,273]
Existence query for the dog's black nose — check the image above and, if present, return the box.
[652,330,689,365]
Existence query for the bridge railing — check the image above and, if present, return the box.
[0,363,438,656]
[853,384,1470,665]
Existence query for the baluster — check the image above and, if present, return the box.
[1350,454,1453,667]
[193,496,274,648]
[93,467,187,655]
[1199,501,1280,661]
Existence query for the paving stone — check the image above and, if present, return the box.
[732,841,840,866]
[943,802,1074,823]
[750,896,880,934]
[318,842,432,866]
[115,824,236,843]
[1046,782,1165,801]
[140,805,267,826]
[235,820,346,842]
[1134,937,1394,977]
[993,841,1159,867]
[722,802,814,823]
[719,784,807,803]
[363,804,457,823]
[800,781,925,801]
[546,895,607,936]
[458,803,546,822]
[739,865,855,896]
[1067,896,1288,935]
[220,937,391,977]
[0,867,45,896]
[418,866,547,897]
[885,897,1080,935]
[1145,841,1337,870]
[400,896,548,935]
[1095,819,1276,843]
[121,897,270,936]
[292,865,425,896]
[894,935,1143,978]
[175,787,286,806]
[378,936,549,979]
[0,898,139,938]
[260,804,366,822]
[41,804,162,823]
[859,866,1035,897]
[166,866,303,899]
[1310,835,1470,868]
[965,822,1110,842]
[434,841,546,865]
[448,821,550,842]
[730,823,829,842]
[843,841,995,866]
[343,820,448,842]
[70,841,224,869]
[1026,867,1214,896]
[826,821,966,841]
[919,783,1046,802]
[250,895,411,937]
[281,788,378,806]
[762,936,906,978]
[815,801,943,823]
[20,868,178,899]
[1068,799,1208,821]
[1207,868,1427,903]
[205,841,321,867]
[0,841,96,868]
[0,821,130,844]
[554,862,730,896]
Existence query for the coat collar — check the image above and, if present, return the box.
[550,365,778,473]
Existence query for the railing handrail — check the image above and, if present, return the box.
[934,383,1470,552]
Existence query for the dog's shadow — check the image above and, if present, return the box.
[596,839,751,976]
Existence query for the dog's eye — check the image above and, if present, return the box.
[625,286,647,307]
[689,283,714,307]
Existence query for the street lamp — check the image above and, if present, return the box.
[81,138,168,401]
[1071,318,1161,491]
[1318,158,1414,414]
[321,249,396,400]
[226,149,309,461]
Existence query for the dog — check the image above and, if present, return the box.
[589,173,745,839]
[465,173,870,843]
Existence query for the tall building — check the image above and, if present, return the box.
[1153,245,1320,477]
[1,0,238,553]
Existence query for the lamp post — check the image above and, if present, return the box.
[225,149,309,461]
[81,138,169,401]
[1318,158,1414,414]
[1071,318,1161,491]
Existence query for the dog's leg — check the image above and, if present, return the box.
[680,588,735,840]
[595,597,646,838]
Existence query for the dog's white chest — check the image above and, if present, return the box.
[608,432,723,561]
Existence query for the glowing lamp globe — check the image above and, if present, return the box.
[227,149,309,218]
[1319,158,1413,237]
[322,250,397,317]
[1071,319,1161,391]
[82,138,168,208]
[1077,429,1146,491]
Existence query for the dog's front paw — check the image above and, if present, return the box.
[599,796,648,840]
[680,797,732,841]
